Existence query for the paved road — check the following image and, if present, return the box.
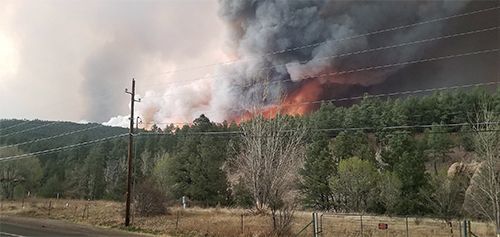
[0,216,149,237]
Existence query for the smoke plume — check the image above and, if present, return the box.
[109,0,499,127]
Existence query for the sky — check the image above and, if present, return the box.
[0,0,226,123]
[0,0,497,126]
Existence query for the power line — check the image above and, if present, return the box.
[0,122,58,138]
[279,81,500,107]
[1,122,497,162]
[138,80,499,124]
[0,124,103,150]
[249,26,499,76]
[295,49,499,82]
[136,6,499,79]
[238,48,499,90]
[0,120,32,132]
[265,7,498,56]
[139,25,499,89]
[142,48,499,99]
[137,121,500,137]
[140,109,500,127]
[311,122,499,133]
[0,133,128,162]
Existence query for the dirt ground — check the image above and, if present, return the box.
[0,198,496,237]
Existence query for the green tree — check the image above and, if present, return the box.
[459,125,475,152]
[394,146,428,215]
[300,132,335,210]
[380,133,413,171]
[164,115,229,206]
[0,148,42,199]
[332,131,373,162]
[311,103,346,129]
[375,99,408,140]
[330,157,379,212]
[231,177,254,208]
[40,175,64,198]
[424,124,453,174]
[378,171,402,214]
[140,149,156,177]
[80,144,107,199]
[152,153,173,198]
[102,139,127,200]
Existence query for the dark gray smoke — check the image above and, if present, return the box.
[214,0,498,119]
[108,0,498,126]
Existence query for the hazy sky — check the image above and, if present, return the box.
[0,0,225,122]
[1,0,497,126]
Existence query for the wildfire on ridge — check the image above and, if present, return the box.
[232,79,325,124]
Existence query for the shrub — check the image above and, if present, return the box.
[134,179,168,216]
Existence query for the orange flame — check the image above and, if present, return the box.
[232,79,324,123]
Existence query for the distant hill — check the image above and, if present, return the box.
[0,119,127,155]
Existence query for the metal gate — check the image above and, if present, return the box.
[311,213,487,237]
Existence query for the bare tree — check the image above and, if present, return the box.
[463,105,500,236]
[227,113,307,234]
[423,172,468,221]
[134,179,168,216]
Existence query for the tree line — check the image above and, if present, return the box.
[0,88,499,229]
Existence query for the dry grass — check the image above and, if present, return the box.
[0,198,496,237]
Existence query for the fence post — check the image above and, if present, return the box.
[312,212,320,237]
[459,221,462,237]
[82,205,86,219]
[463,220,468,237]
[448,221,453,235]
[175,211,180,231]
[48,200,52,216]
[312,213,316,237]
[131,202,134,225]
[360,214,364,237]
[319,214,323,235]
[86,204,90,219]
[467,220,471,237]
[406,216,409,237]
[240,214,244,233]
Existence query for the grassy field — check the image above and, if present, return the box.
[0,198,496,237]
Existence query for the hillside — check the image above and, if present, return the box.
[0,119,127,150]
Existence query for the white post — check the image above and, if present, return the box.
[313,212,319,237]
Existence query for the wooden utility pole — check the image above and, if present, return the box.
[125,78,140,226]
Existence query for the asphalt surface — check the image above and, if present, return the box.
[0,216,149,237]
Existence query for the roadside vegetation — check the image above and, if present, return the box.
[0,198,496,237]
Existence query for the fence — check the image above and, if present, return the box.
[1,198,496,237]
[0,198,96,221]
[304,212,496,237]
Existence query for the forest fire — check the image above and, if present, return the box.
[232,79,325,123]
[104,0,493,129]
